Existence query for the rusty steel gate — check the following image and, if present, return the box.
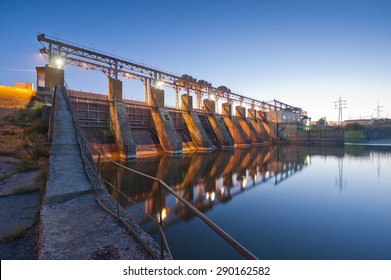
[69,96,111,128]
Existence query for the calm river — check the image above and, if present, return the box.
[100,144,391,259]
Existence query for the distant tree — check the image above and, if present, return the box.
[345,123,365,131]
[316,117,327,126]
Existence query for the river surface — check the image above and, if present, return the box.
[100,144,391,260]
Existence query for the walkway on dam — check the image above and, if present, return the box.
[39,87,153,259]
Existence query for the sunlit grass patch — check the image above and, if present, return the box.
[0,85,36,109]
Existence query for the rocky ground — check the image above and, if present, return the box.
[0,87,154,260]
[0,88,48,259]
[0,132,41,259]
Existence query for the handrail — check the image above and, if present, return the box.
[61,84,165,259]
[87,140,258,260]
[62,84,258,260]
[93,152,173,259]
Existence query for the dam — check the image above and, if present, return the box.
[37,33,343,160]
[36,34,350,259]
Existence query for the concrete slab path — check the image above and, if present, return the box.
[39,87,153,259]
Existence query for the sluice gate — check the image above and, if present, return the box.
[68,90,279,158]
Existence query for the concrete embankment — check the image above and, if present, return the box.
[345,127,391,142]
[278,124,344,146]
[39,87,153,259]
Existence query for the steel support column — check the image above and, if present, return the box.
[147,78,152,105]
[143,78,148,104]
[196,90,202,110]
[175,86,179,109]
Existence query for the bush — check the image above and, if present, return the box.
[9,107,42,125]
[24,120,48,135]
[24,131,49,160]
[345,123,365,131]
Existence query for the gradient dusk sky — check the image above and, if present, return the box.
[1,0,390,121]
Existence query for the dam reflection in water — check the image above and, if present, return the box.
[100,145,391,260]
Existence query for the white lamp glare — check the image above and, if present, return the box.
[156,80,164,89]
[55,57,64,68]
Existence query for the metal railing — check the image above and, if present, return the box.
[61,85,258,260]
[86,143,173,259]
[90,145,258,260]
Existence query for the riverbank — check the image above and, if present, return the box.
[1,85,155,259]
[0,86,47,259]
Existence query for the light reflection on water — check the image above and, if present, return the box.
[100,145,391,259]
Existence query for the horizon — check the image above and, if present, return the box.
[1,0,390,121]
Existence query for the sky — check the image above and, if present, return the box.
[0,0,390,121]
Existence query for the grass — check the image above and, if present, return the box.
[0,86,50,192]
[9,183,40,196]
[0,85,46,247]
[0,227,29,243]
[6,106,43,125]
[0,134,25,156]
[0,102,50,171]
[0,85,35,109]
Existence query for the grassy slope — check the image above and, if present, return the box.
[0,85,36,109]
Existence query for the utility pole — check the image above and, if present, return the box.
[334,95,347,126]
[374,101,383,119]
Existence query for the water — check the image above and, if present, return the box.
[100,144,391,259]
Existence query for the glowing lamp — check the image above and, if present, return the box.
[55,57,64,68]
[161,208,167,221]
[155,80,164,89]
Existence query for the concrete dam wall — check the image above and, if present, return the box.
[68,90,344,159]
[68,90,274,159]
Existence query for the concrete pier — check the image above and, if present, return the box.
[236,106,263,146]
[181,95,212,151]
[248,109,273,144]
[108,78,136,160]
[222,103,251,148]
[149,89,182,154]
[255,110,279,143]
[151,107,182,155]
[204,100,234,149]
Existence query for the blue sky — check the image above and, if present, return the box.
[1,0,390,121]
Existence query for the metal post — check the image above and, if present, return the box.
[147,78,152,106]
[116,164,120,219]
[196,90,201,109]
[157,182,164,259]
[175,86,179,110]
[48,42,53,66]
[114,60,118,80]
[97,153,101,174]
[143,79,148,104]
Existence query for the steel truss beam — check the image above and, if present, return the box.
[37,33,302,114]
